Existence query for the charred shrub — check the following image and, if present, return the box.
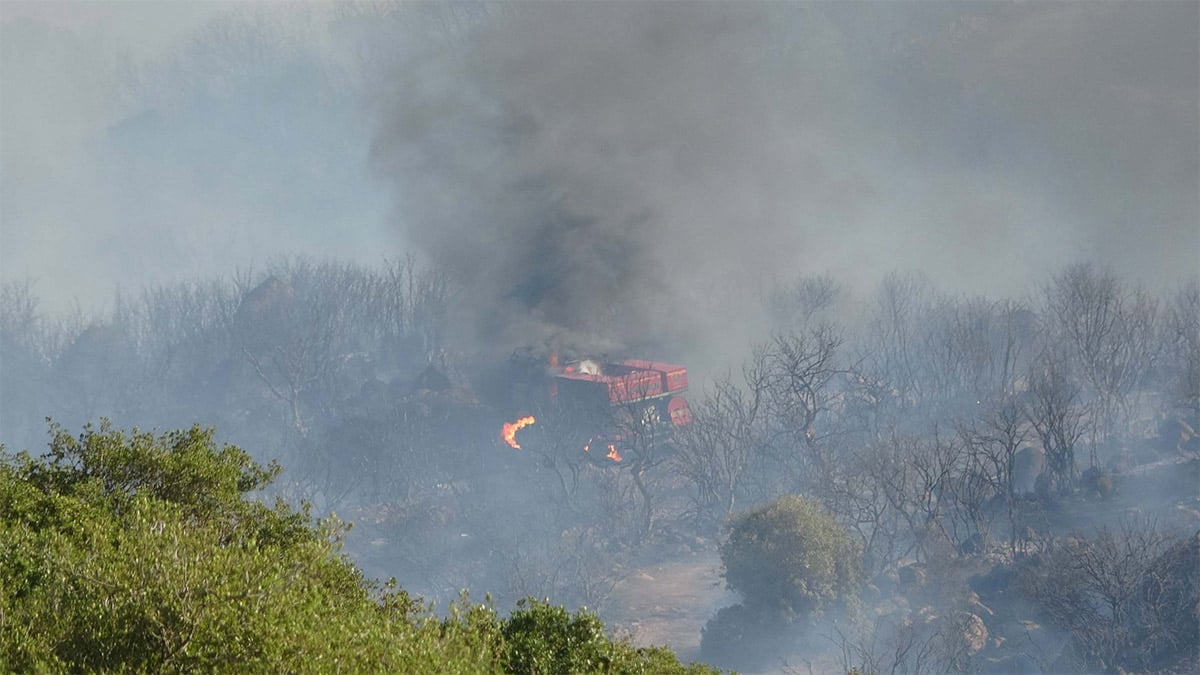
[1128,531,1200,671]
[1079,466,1115,499]
[1019,523,1199,673]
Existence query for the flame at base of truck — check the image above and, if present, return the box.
[499,352,692,461]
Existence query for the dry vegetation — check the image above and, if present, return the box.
[2,261,1198,673]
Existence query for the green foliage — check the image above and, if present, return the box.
[702,496,860,670]
[498,598,721,674]
[503,598,612,674]
[0,422,721,674]
[720,495,862,617]
[699,602,792,672]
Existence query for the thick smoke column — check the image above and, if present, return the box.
[367,3,826,353]
[363,1,1198,357]
[3,2,1194,354]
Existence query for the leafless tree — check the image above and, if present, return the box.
[766,272,845,333]
[832,611,971,675]
[230,260,371,437]
[819,430,963,574]
[820,441,909,576]
[500,524,630,614]
[763,324,846,473]
[51,296,143,428]
[836,272,945,450]
[373,255,453,374]
[860,271,937,412]
[129,279,241,422]
[920,297,1036,408]
[0,280,42,351]
[0,281,64,446]
[673,351,769,524]
[957,396,1030,555]
[611,394,676,543]
[907,430,967,556]
[1020,520,1194,672]
[1042,263,1160,447]
[511,395,602,516]
[1023,348,1090,493]
[839,363,899,445]
[1163,279,1200,420]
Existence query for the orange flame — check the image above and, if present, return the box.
[502,416,536,449]
[583,438,621,462]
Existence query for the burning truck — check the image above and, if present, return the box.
[499,352,693,462]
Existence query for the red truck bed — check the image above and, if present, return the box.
[621,360,688,393]
[555,368,665,406]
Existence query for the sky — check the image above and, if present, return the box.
[2,1,1196,354]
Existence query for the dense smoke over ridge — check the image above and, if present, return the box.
[368,4,831,353]
[359,1,1199,355]
[1,1,1197,352]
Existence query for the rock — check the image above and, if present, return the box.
[983,653,1039,674]
[1080,466,1115,499]
[960,532,986,555]
[898,563,927,587]
[967,591,994,617]
[957,612,989,655]
[1049,642,1088,673]
[1184,435,1200,455]
[916,605,939,624]
[875,595,910,620]
[1158,417,1195,453]
[1013,445,1046,494]
[969,563,1016,599]
[874,568,900,595]
[1034,472,1057,503]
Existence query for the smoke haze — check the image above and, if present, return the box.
[3,1,1197,353]
[3,5,1199,671]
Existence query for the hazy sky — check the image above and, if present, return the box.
[2,1,1196,345]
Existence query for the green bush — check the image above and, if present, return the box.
[500,598,721,674]
[700,602,792,672]
[503,598,611,674]
[0,422,722,674]
[702,496,860,669]
[720,495,862,617]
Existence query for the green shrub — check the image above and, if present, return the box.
[0,422,722,674]
[500,598,724,675]
[0,423,454,673]
[502,598,612,674]
[720,495,862,617]
[700,601,792,672]
[701,496,861,670]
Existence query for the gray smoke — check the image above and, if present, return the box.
[360,1,1198,356]
[2,2,1195,360]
